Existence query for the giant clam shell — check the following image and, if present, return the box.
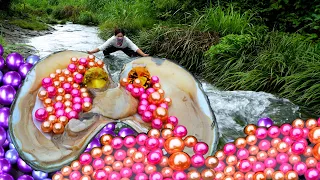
[9,51,218,172]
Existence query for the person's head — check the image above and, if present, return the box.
[114,28,125,37]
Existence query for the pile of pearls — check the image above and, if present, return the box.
[34,56,105,134]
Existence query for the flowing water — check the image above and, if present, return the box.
[27,23,305,149]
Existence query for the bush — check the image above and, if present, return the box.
[76,11,98,25]
[52,5,80,20]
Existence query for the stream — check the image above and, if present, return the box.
[27,23,304,149]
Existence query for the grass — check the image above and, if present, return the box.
[9,19,49,31]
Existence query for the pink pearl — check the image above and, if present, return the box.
[67,110,78,119]
[72,103,82,112]
[223,143,237,155]
[79,153,92,165]
[136,134,148,146]
[132,163,145,174]
[159,103,168,109]
[291,142,306,155]
[55,109,66,118]
[268,125,280,138]
[294,162,307,175]
[120,167,132,178]
[108,171,121,180]
[62,83,72,93]
[258,139,271,151]
[152,148,163,155]
[147,104,157,113]
[238,159,252,172]
[145,137,159,150]
[279,163,292,174]
[67,63,77,72]
[138,105,147,115]
[149,172,163,180]
[255,127,267,139]
[252,162,265,172]
[282,136,294,145]
[318,117,320,126]
[151,76,159,84]
[42,77,53,88]
[146,88,155,95]
[92,158,105,169]
[139,99,149,106]
[167,116,178,126]
[73,97,82,104]
[139,87,145,94]
[214,160,225,172]
[71,89,81,97]
[305,168,320,180]
[140,93,148,100]
[190,154,205,167]
[289,127,304,140]
[152,119,163,129]
[114,149,127,161]
[46,86,57,97]
[111,137,123,149]
[124,136,136,148]
[54,102,65,110]
[135,173,148,180]
[78,58,88,67]
[158,138,164,148]
[138,146,150,155]
[172,171,187,180]
[276,153,289,164]
[317,162,320,171]
[147,151,162,165]
[131,87,142,97]
[193,142,209,155]
[69,171,81,180]
[126,84,134,92]
[82,97,92,103]
[303,128,310,138]
[264,157,277,168]
[237,148,249,160]
[35,108,48,122]
[280,123,292,136]
[142,111,153,122]
[173,125,188,138]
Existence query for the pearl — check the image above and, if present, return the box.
[53,122,64,134]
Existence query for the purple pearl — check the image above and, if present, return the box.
[0,56,5,70]
[0,173,14,180]
[5,149,19,164]
[103,122,116,131]
[17,158,33,173]
[32,170,48,180]
[0,45,4,57]
[0,147,4,158]
[18,175,34,180]
[0,126,6,146]
[6,52,24,71]
[257,117,274,128]
[0,158,11,173]
[118,127,135,138]
[86,138,101,151]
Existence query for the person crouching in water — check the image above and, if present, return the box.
[87,28,149,57]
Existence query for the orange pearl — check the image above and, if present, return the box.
[45,106,55,115]
[224,165,235,176]
[201,169,215,180]
[80,175,91,180]
[223,176,234,180]
[100,134,113,145]
[123,157,134,168]
[244,124,257,135]
[101,145,113,156]
[162,167,173,178]
[67,77,74,84]
[81,92,90,98]
[235,138,247,149]
[277,142,289,153]
[246,135,257,145]
[306,118,317,129]
[153,107,168,122]
[248,156,257,164]
[253,172,266,180]
[163,123,174,130]
[71,57,78,64]
[49,73,58,80]
[304,146,313,157]
[52,173,63,180]
[272,171,284,180]
[57,88,65,96]
[38,90,48,101]
[63,69,71,77]
[58,76,66,83]
[233,172,245,180]
[248,145,259,155]
[47,115,58,124]
[72,83,80,89]
[82,164,93,175]
[96,60,104,68]
[271,138,281,147]
[43,98,53,107]
[53,80,61,88]
[157,89,165,96]
[204,156,218,169]
[103,166,113,174]
[80,87,88,93]
[64,100,72,108]
[104,155,115,165]
[88,61,96,68]
[61,166,72,176]
[264,168,275,179]
[145,164,156,175]
[161,129,173,139]
[285,171,298,180]
[153,83,161,90]
[187,170,201,180]
[292,119,304,128]
[73,72,79,76]
[215,150,226,161]
[226,155,237,166]
[245,172,254,180]
[87,55,95,62]
[168,152,191,171]
[256,151,268,161]
[164,137,185,154]
[58,116,68,126]
[71,160,81,171]
[91,147,102,158]
[127,148,137,157]
[64,94,72,101]
[148,129,161,138]
[112,161,123,171]
[159,156,168,167]
[184,136,198,147]
[132,152,145,163]
[120,78,129,87]
[163,97,172,106]
[133,78,142,88]
[65,107,72,114]
[306,157,317,168]
[55,69,62,76]
[309,127,320,144]
[77,65,86,74]
[53,122,64,134]
[148,92,163,105]
[41,121,53,133]
[55,95,64,102]
[82,102,92,112]
[215,172,225,180]
[289,154,301,164]
[267,147,278,158]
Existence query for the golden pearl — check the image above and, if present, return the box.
[246,135,257,145]
[161,129,173,139]
[272,171,285,180]
[292,119,304,128]
[306,118,317,129]
[53,80,61,88]
[80,87,88,93]
[41,121,53,133]
[152,83,161,90]
[63,69,71,77]
[71,160,81,171]
[168,152,191,171]
[49,73,58,81]
[147,129,160,138]
[43,98,53,107]
[64,94,72,101]
[226,155,238,166]
[81,92,90,98]
[52,173,63,180]
[201,169,215,180]
[88,61,96,68]
[67,77,74,84]
[65,107,72,113]
[285,171,298,180]
[82,164,93,175]
[82,102,92,112]
[53,122,64,134]
[72,83,80,89]
[187,170,201,180]
[244,124,257,135]
[148,92,163,105]
[101,145,113,156]
[47,115,58,124]
[96,60,104,68]
[58,76,66,83]
[71,57,78,64]
[163,97,172,106]
[45,106,55,115]
[153,107,168,122]
[55,69,62,76]
[133,78,142,88]
[235,137,247,149]
[77,65,86,74]
[120,78,129,87]
[100,134,113,145]
[157,89,165,97]
[309,127,320,144]
[64,100,72,108]
[87,55,95,62]
[183,136,198,147]
[61,166,72,176]
[163,123,174,130]
[38,90,48,101]
[132,151,145,163]
[164,137,185,154]
[215,150,226,161]
[91,147,103,158]
[55,95,64,102]
[57,88,65,96]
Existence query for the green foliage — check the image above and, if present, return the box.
[75,11,98,25]
[9,19,49,30]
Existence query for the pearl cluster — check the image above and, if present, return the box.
[35,55,104,134]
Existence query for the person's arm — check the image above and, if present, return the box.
[87,36,115,54]
[126,37,149,57]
